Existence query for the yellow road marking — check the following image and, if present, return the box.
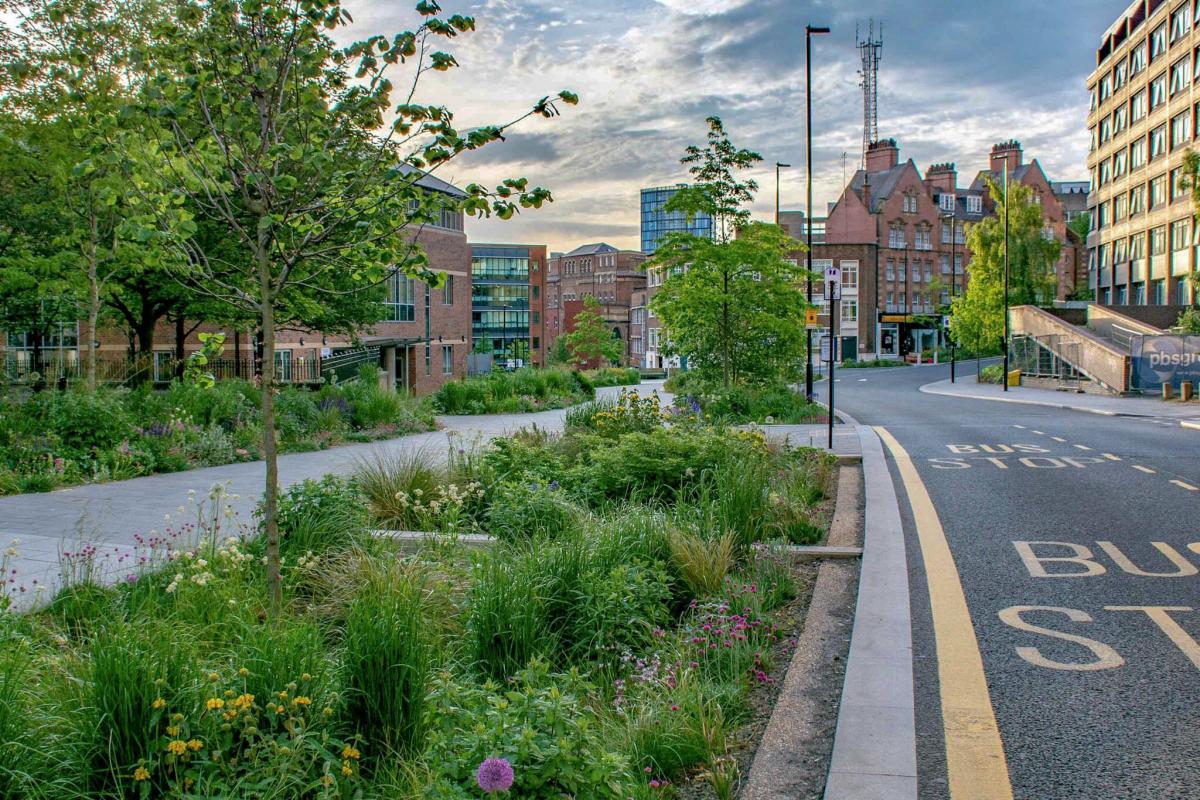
[1171,480,1199,491]
[1073,444,1092,451]
[1103,453,1121,461]
[1133,465,1156,474]
[876,426,1013,800]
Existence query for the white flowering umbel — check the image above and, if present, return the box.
[393,482,485,532]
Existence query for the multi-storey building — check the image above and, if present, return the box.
[1087,0,1200,306]
[1053,180,1092,222]
[2,170,473,396]
[640,184,714,253]
[778,211,827,243]
[824,138,1084,359]
[546,243,647,364]
[469,243,547,367]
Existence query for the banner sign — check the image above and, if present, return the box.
[1131,335,1200,389]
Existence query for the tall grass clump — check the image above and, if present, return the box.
[354,448,445,527]
[86,620,196,794]
[668,530,735,598]
[433,367,592,414]
[232,619,337,711]
[484,481,585,540]
[466,550,556,680]
[343,572,433,756]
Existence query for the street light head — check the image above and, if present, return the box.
[777,162,792,168]
[807,25,831,34]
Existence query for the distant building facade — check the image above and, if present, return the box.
[1086,0,1199,306]
[546,243,647,364]
[640,184,714,254]
[469,243,547,366]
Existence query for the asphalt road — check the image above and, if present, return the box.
[817,363,1200,800]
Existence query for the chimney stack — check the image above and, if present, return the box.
[865,138,899,172]
[926,162,957,195]
[989,140,1023,175]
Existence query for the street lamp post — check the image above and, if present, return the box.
[775,162,791,226]
[1002,160,1011,392]
[804,23,830,401]
[942,209,958,380]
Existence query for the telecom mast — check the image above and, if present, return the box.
[856,20,882,168]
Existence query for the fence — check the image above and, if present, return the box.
[1009,335,1087,391]
[3,353,154,386]
[319,347,379,384]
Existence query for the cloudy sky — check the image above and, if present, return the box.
[344,0,1120,253]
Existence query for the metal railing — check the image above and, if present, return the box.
[320,347,379,384]
[1009,335,1088,389]
[3,353,154,385]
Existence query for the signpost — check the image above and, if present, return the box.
[823,266,839,450]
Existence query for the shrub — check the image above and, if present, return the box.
[667,530,735,598]
[433,368,592,415]
[979,364,1004,384]
[583,366,641,387]
[423,662,637,799]
[183,425,237,466]
[354,449,445,527]
[39,389,133,453]
[274,474,367,557]
[274,388,320,442]
[565,388,664,438]
[343,571,434,755]
[485,481,584,540]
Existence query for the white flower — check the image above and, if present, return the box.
[177,506,186,513]
[4,547,17,558]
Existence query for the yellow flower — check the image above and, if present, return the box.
[233,693,255,710]
[133,767,151,782]
[341,762,353,777]
[187,739,203,751]
[166,740,188,756]
[207,672,219,682]
[206,698,225,711]
[323,707,334,717]
[301,673,312,682]
[165,725,179,736]
[238,667,249,677]
[275,704,286,714]
[276,690,288,700]
[292,696,312,707]
[321,774,334,788]
[341,745,361,760]
[151,697,166,710]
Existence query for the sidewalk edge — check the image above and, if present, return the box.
[920,380,1129,417]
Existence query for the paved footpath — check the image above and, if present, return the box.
[0,384,661,606]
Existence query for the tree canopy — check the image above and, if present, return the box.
[563,296,622,367]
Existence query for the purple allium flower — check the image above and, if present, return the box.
[548,480,560,491]
[475,757,514,793]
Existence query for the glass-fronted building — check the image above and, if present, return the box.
[471,244,534,361]
[640,184,714,253]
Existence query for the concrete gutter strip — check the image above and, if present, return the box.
[742,465,863,799]
[822,425,917,800]
[1182,420,1200,431]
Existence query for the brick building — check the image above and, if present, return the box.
[546,243,647,365]
[469,243,548,367]
[1086,0,1200,306]
[2,171,474,396]
[824,138,1085,359]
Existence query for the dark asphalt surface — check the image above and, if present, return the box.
[816,363,1200,800]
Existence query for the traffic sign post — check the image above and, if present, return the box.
[824,265,840,450]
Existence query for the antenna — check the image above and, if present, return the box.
[856,19,883,169]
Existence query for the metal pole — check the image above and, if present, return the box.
[1003,160,1010,391]
[828,285,837,449]
[804,25,829,400]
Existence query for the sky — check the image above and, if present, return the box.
[342,0,1122,254]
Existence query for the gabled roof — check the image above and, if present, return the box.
[395,162,467,199]
[846,161,912,213]
[968,161,1042,193]
[564,243,619,257]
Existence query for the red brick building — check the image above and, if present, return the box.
[546,243,647,365]
[824,138,1086,359]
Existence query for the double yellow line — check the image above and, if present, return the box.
[876,426,1013,800]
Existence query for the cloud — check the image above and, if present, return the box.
[342,0,1112,252]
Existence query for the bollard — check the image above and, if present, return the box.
[1183,381,1194,402]
[1163,383,1176,400]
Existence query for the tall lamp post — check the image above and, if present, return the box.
[1002,160,1011,392]
[775,162,791,225]
[804,23,830,401]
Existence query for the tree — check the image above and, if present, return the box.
[949,176,1060,354]
[562,296,621,367]
[648,117,811,387]
[127,0,574,609]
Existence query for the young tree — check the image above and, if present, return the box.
[949,176,1059,354]
[128,0,574,609]
[648,117,811,387]
[562,296,622,367]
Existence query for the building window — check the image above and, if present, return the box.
[1150,125,1167,160]
[888,225,905,248]
[441,345,453,375]
[1172,3,1192,43]
[1115,58,1128,91]
[1172,167,1187,198]
[1131,89,1147,122]
[1151,23,1168,62]
[1099,116,1112,144]
[1173,111,1193,148]
[966,196,982,214]
[915,226,932,250]
[1173,218,1191,251]
[1113,149,1128,178]
[1172,56,1192,95]
[1150,225,1167,257]
[886,260,895,281]
[1100,72,1113,102]
[1131,41,1147,76]
[940,253,951,274]
[1130,137,1147,169]
[841,261,858,289]
[1098,201,1110,229]
[1114,193,1128,221]
[841,299,858,322]
[1130,231,1146,261]
[1150,72,1167,109]
[1099,159,1112,186]
[1114,237,1128,263]
[442,274,454,305]
[385,274,416,322]
[903,193,918,213]
[1130,184,1146,216]
[1150,174,1168,209]
[1113,104,1128,135]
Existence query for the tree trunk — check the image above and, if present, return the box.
[257,244,282,612]
[174,316,186,379]
[86,214,100,392]
[721,270,730,389]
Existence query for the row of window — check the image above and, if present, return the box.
[886,214,974,249]
[1097,281,1186,305]
[1093,168,1191,230]
[472,256,530,281]
[1092,65,1200,156]
[384,274,456,322]
[1094,217,1194,268]
[1092,2,1200,111]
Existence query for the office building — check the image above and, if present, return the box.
[469,243,548,366]
[1087,0,1199,306]
[640,184,714,253]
